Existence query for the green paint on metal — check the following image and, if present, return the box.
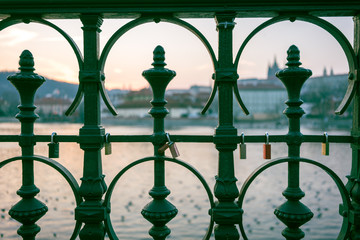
[7,50,48,240]
[274,45,313,240]
[0,3,358,240]
[141,46,178,240]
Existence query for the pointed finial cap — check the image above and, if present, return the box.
[285,45,301,68]
[276,45,312,102]
[19,50,35,72]
[8,50,45,88]
[152,45,166,68]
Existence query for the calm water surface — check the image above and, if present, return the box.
[0,122,352,239]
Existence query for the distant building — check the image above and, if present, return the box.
[35,97,72,116]
[101,58,347,121]
[236,79,287,120]
[110,86,210,119]
[233,57,287,120]
[302,71,348,117]
[267,57,281,81]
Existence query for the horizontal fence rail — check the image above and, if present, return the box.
[0,1,359,240]
[0,134,355,143]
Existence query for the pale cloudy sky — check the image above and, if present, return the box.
[0,17,353,90]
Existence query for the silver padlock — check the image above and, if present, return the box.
[239,132,246,159]
[169,141,180,158]
[48,132,59,158]
[105,133,112,155]
[166,133,180,158]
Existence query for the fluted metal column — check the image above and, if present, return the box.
[75,14,107,240]
[141,46,178,240]
[7,50,48,240]
[274,45,314,240]
[212,13,242,240]
[347,14,360,240]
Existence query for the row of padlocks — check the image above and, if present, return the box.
[47,131,330,160]
[239,132,330,159]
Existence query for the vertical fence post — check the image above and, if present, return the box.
[7,50,48,240]
[75,14,107,240]
[274,45,313,239]
[347,14,360,240]
[212,12,242,240]
[141,46,178,240]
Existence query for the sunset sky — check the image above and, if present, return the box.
[0,17,353,90]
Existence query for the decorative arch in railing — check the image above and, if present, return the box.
[237,157,352,240]
[0,6,359,240]
[99,15,218,72]
[103,156,215,240]
[0,155,82,240]
[96,15,246,118]
[0,17,84,69]
[0,16,95,117]
[0,16,118,117]
[233,14,358,115]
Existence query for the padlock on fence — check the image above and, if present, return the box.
[48,132,59,158]
[166,133,180,158]
[263,132,271,159]
[105,133,112,155]
[168,141,180,158]
[158,133,180,158]
[322,132,329,156]
[239,132,246,159]
[158,142,170,154]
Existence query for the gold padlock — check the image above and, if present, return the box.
[105,133,112,155]
[322,132,329,156]
[169,141,180,158]
[263,132,271,159]
[239,132,246,159]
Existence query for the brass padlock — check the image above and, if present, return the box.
[48,132,59,158]
[105,133,112,155]
[263,132,271,159]
[322,132,329,156]
[239,132,246,159]
[158,143,170,154]
[169,141,180,158]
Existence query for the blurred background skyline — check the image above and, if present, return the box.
[0,16,354,90]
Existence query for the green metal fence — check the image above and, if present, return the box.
[0,1,359,239]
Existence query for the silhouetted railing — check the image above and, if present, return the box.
[0,1,359,240]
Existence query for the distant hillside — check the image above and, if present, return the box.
[0,71,79,99]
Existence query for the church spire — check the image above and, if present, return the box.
[267,56,280,80]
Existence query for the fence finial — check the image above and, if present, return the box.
[7,50,47,240]
[286,45,301,67]
[18,49,35,72]
[152,45,166,68]
[274,45,314,240]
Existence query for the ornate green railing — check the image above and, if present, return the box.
[0,1,359,239]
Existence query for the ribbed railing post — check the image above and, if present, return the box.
[75,14,107,240]
[7,50,48,240]
[141,45,178,240]
[274,45,314,240]
[347,14,360,240]
[211,13,242,240]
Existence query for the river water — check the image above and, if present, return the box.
[0,122,352,239]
